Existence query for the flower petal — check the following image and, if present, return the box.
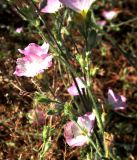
[108,89,127,110]
[60,0,95,13]
[40,0,62,13]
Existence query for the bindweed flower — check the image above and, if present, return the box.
[102,10,119,20]
[40,0,62,13]
[28,108,46,126]
[14,43,52,77]
[15,27,23,33]
[59,0,95,16]
[67,77,85,96]
[64,112,95,147]
[108,89,127,110]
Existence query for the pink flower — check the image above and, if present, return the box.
[96,20,106,27]
[59,0,95,14]
[64,112,95,147]
[67,77,85,96]
[28,108,46,126]
[108,89,127,110]
[14,43,52,77]
[15,27,23,33]
[40,0,62,13]
[102,10,118,20]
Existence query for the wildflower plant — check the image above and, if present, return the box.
[8,0,136,159]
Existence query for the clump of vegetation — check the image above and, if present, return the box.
[0,0,137,159]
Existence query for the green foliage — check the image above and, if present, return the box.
[34,92,61,105]
[39,126,54,160]
[3,0,137,159]
[64,102,77,121]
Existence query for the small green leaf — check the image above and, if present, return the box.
[47,109,56,115]
[35,92,60,105]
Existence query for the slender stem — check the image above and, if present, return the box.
[70,72,88,111]
[88,89,104,134]
[88,136,103,158]
[94,129,104,150]
[112,16,137,27]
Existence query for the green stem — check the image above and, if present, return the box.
[88,89,104,134]
[94,129,104,150]
[70,72,88,111]
[88,136,103,158]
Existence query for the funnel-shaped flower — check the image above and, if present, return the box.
[15,27,23,33]
[67,77,85,96]
[64,112,95,147]
[108,89,127,110]
[40,0,62,13]
[102,10,118,20]
[59,0,95,15]
[14,43,52,77]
